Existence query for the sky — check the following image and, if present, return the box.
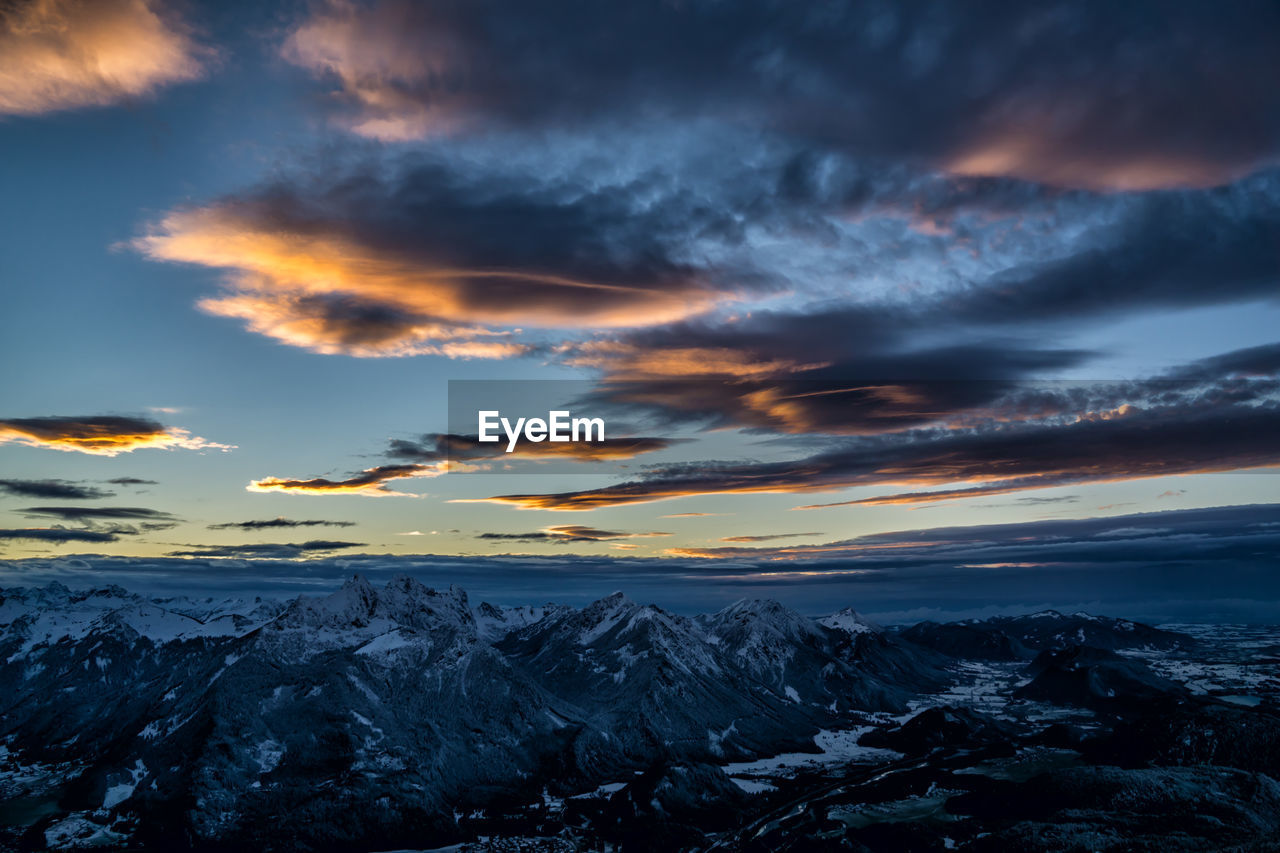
[1,0,1278,620]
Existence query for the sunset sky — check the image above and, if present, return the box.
[2,0,1278,619]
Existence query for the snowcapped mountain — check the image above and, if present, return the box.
[698,599,946,715]
[0,578,1199,850]
[818,607,881,636]
[0,582,282,653]
[497,592,818,767]
[473,600,568,642]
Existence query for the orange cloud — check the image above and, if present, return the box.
[563,340,827,379]
[0,0,205,116]
[135,203,721,355]
[0,415,230,456]
[247,463,438,497]
[544,525,669,541]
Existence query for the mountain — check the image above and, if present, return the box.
[0,582,281,652]
[0,579,1219,851]
[2,577,580,850]
[499,593,818,768]
[473,600,568,642]
[1014,645,1188,709]
[900,610,1194,661]
[699,599,948,714]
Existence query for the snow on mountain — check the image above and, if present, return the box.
[0,583,278,653]
[700,599,948,716]
[818,608,881,636]
[474,601,568,641]
[0,576,1074,850]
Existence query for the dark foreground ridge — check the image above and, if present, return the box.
[1,577,1277,851]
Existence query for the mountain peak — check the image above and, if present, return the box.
[706,598,820,642]
[819,607,881,636]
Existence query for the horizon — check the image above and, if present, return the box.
[5,498,1278,624]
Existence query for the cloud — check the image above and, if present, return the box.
[0,415,230,456]
[477,525,671,544]
[18,506,179,534]
[193,290,530,359]
[247,463,430,497]
[385,432,679,466]
[106,477,158,486]
[134,158,739,356]
[661,513,731,518]
[969,494,1081,509]
[3,504,1276,621]
[665,503,1280,568]
[0,0,206,117]
[244,430,682,504]
[207,517,357,531]
[941,175,1280,324]
[720,532,824,543]
[0,479,113,499]
[20,506,176,522]
[1170,342,1280,380]
[167,540,366,559]
[282,0,1280,189]
[0,527,118,543]
[474,398,1280,510]
[566,305,1097,436]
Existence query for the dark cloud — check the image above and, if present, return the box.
[167,541,366,559]
[942,176,1280,324]
[20,506,177,523]
[18,506,179,536]
[668,503,1280,569]
[0,479,113,500]
[0,528,118,544]
[386,432,678,465]
[478,398,1280,510]
[568,303,1097,435]
[208,517,357,531]
[0,415,227,456]
[1170,342,1280,381]
[285,0,1280,189]
[721,533,823,543]
[972,495,1081,509]
[106,477,158,486]
[477,525,671,544]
